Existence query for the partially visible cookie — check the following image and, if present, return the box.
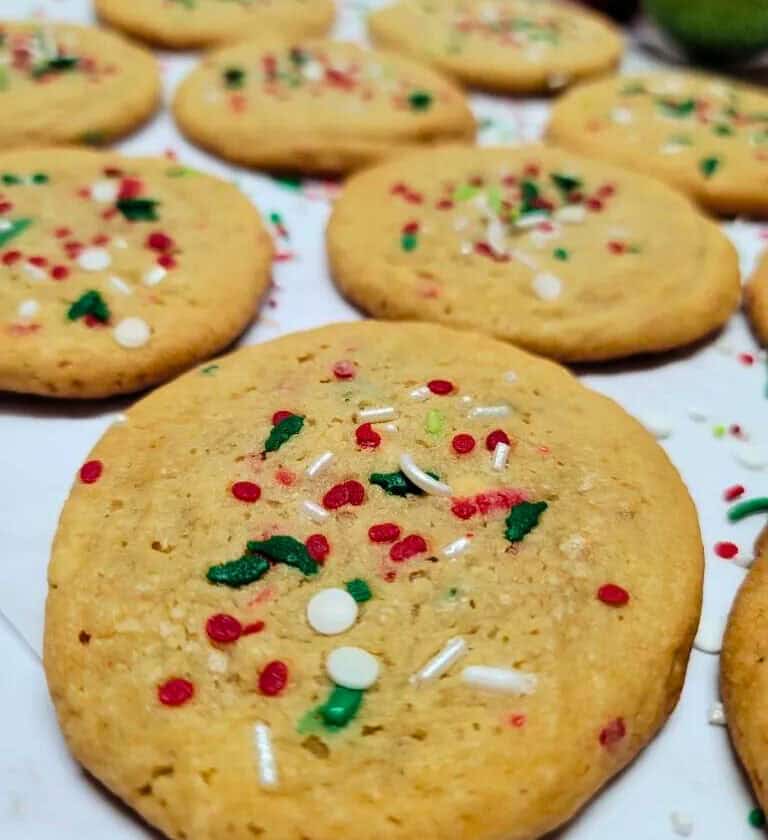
[745,252,768,345]
[0,21,159,148]
[549,71,768,216]
[368,0,622,94]
[0,148,273,398]
[95,0,335,49]
[173,40,476,174]
[327,144,740,362]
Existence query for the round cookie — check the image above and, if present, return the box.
[368,0,623,95]
[327,145,740,362]
[548,72,768,217]
[721,525,768,813]
[95,0,335,50]
[173,40,476,174]
[0,148,273,398]
[44,321,703,840]
[745,251,768,345]
[0,21,159,149]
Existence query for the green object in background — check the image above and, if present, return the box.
[645,0,768,62]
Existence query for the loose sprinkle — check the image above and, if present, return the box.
[715,541,739,559]
[306,451,334,478]
[356,406,397,423]
[732,443,768,470]
[232,481,261,503]
[724,484,745,501]
[461,665,537,695]
[728,497,768,522]
[639,412,674,439]
[399,453,452,495]
[491,442,510,471]
[749,808,766,828]
[326,646,380,689]
[410,637,468,685]
[301,499,329,523]
[452,433,476,454]
[368,522,401,543]
[206,613,242,644]
[79,459,103,484]
[708,701,726,726]
[469,404,511,419]
[440,536,471,558]
[252,722,279,789]
[670,811,694,837]
[158,678,194,707]
[597,583,630,606]
[113,317,150,349]
[307,588,358,635]
[345,578,372,603]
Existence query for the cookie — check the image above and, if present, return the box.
[0,148,273,398]
[95,0,335,50]
[548,71,768,216]
[722,523,768,813]
[44,320,703,840]
[173,40,476,174]
[0,21,160,148]
[327,145,740,362]
[368,0,623,94]
[745,251,768,345]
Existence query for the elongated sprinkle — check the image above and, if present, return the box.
[247,536,318,576]
[728,497,768,522]
[252,723,278,789]
[462,665,537,695]
[264,414,304,453]
[207,554,270,588]
[399,453,452,496]
[319,685,364,728]
[505,501,548,542]
[410,637,468,685]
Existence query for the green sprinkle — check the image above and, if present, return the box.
[550,172,582,196]
[426,409,445,436]
[80,130,107,146]
[713,424,726,438]
[749,808,766,828]
[553,247,569,261]
[116,197,159,221]
[0,217,32,248]
[620,81,646,95]
[223,67,245,89]
[346,579,372,603]
[289,47,308,66]
[200,364,219,375]
[67,290,110,323]
[246,535,318,576]
[486,184,503,215]
[273,175,302,191]
[504,501,548,543]
[713,124,734,136]
[700,156,721,178]
[408,90,433,111]
[32,55,79,77]
[728,498,768,522]
[31,172,49,184]
[657,98,696,118]
[454,183,479,202]
[447,587,459,599]
[1,173,21,185]
[369,469,437,497]
[520,179,541,214]
[264,414,304,453]
[401,232,418,252]
[206,553,270,588]
[269,211,283,225]
[319,685,364,728]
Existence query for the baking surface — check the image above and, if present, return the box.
[0,0,767,837]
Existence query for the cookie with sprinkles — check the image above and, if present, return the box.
[45,321,703,840]
[368,0,622,94]
[173,39,476,174]
[327,145,740,362]
[745,251,768,345]
[0,21,159,148]
[0,148,272,398]
[549,71,768,216]
[95,0,335,50]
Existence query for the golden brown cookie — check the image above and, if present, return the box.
[173,39,476,174]
[745,251,768,345]
[0,21,159,148]
[0,148,273,398]
[327,145,740,362]
[45,321,703,840]
[548,71,768,217]
[368,0,623,94]
[95,0,335,49]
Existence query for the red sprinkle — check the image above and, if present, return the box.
[28,255,47,267]
[599,717,626,748]
[452,500,478,520]
[724,484,745,502]
[2,250,21,265]
[427,379,454,395]
[355,422,381,449]
[715,541,739,559]
[158,678,194,707]
[485,429,510,452]
[607,241,626,255]
[146,231,174,252]
[402,220,420,235]
[272,410,294,426]
[452,433,476,455]
[332,360,356,379]
[436,199,454,210]
[206,613,243,644]
[259,660,288,696]
[54,227,71,238]
[305,533,330,563]
[0,201,13,214]
[158,253,177,269]
[242,621,265,636]
[508,713,527,728]
[231,481,261,503]
[79,460,103,484]
[739,353,755,366]
[390,534,428,562]
[597,183,616,199]
[346,480,365,506]
[323,480,365,510]
[586,197,604,212]
[275,468,295,486]
[369,522,401,543]
[51,265,69,281]
[597,583,630,607]
[118,177,143,200]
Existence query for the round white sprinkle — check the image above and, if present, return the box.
[491,442,510,471]
[409,385,431,401]
[461,665,537,695]
[17,299,39,320]
[143,265,167,286]
[77,247,111,272]
[532,272,562,301]
[670,811,694,837]
[399,453,452,496]
[326,646,380,690]
[732,442,768,471]
[302,60,324,81]
[468,404,510,419]
[611,106,634,125]
[108,275,132,295]
[306,451,334,478]
[113,317,151,349]
[503,370,518,383]
[708,701,726,726]
[0,219,11,232]
[732,553,755,569]
[639,412,674,440]
[90,179,119,204]
[410,637,468,685]
[440,537,471,558]
[301,499,329,523]
[252,723,278,789]
[553,204,587,224]
[307,588,358,636]
[356,406,398,423]
[23,262,46,281]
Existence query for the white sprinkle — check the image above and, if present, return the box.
[491,442,510,471]
[462,665,537,695]
[708,701,726,726]
[639,412,674,439]
[670,811,694,837]
[399,453,452,496]
[301,499,329,523]
[307,588,358,635]
[108,275,132,295]
[410,637,467,685]
[356,406,397,423]
[732,442,768,470]
[453,216,469,232]
[252,723,278,789]
[687,407,709,422]
[207,651,228,674]
[553,204,587,224]
[17,299,39,319]
[693,622,723,655]
[143,265,167,286]
[382,422,398,433]
[532,272,562,301]
[77,247,111,272]
[0,219,11,231]
[440,537,471,558]
[409,385,431,401]
[460,395,473,405]
[302,60,324,81]
[23,262,46,281]
[733,554,755,569]
[611,106,634,125]
[306,452,334,478]
[503,370,518,383]
[468,404,510,419]
[486,217,508,255]
[113,237,129,249]
[514,211,549,229]
[460,241,473,256]
[547,72,569,89]
[90,179,119,203]
[112,412,128,425]
[113,317,151,349]
[326,646,380,690]
[661,142,686,156]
